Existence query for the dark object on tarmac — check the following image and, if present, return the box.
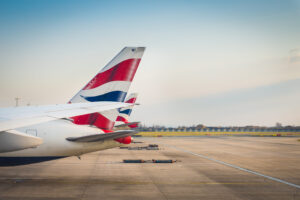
[149,144,159,147]
[127,147,145,150]
[121,144,160,150]
[123,159,145,163]
[147,147,159,150]
[123,159,178,163]
[152,159,176,163]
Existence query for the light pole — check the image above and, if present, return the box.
[15,97,20,107]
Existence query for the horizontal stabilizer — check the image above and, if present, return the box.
[66,130,138,143]
[0,130,43,153]
[0,101,132,132]
[114,122,140,128]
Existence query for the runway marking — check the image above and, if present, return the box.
[164,144,300,189]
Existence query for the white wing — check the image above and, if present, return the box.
[0,101,132,132]
[66,130,138,142]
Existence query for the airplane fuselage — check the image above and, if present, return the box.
[0,120,122,165]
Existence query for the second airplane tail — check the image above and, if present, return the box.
[116,93,139,128]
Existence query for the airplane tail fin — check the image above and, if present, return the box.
[70,47,145,103]
[69,47,145,131]
[116,93,139,128]
[117,93,138,123]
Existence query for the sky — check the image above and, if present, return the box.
[0,0,299,127]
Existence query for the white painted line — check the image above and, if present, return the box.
[166,144,300,189]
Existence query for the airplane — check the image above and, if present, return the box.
[115,93,140,129]
[0,47,145,166]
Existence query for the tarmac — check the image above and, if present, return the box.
[0,136,299,200]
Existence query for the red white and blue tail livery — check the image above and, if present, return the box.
[70,47,145,103]
[69,47,145,131]
[116,93,139,128]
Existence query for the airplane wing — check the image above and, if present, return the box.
[0,102,132,132]
[114,121,140,128]
[66,130,138,142]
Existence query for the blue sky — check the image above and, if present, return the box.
[0,0,299,126]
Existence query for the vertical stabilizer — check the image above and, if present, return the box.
[70,47,145,103]
[70,47,145,131]
[117,93,138,124]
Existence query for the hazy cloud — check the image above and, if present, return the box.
[131,79,300,127]
[289,48,300,64]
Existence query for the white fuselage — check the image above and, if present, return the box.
[0,120,121,157]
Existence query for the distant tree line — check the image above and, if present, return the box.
[136,123,300,132]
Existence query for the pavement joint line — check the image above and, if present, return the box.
[0,179,268,185]
[163,143,300,189]
[79,151,102,200]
